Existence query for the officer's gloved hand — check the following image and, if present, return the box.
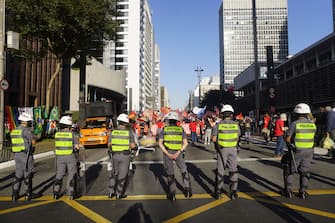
[130,150,135,160]
[287,143,296,152]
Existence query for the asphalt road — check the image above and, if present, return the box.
[0,137,335,223]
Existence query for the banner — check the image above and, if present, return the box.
[49,106,59,121]
[33,106,43,137]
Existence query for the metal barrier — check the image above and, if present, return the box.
[0,140,12,163]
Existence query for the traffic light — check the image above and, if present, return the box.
[266,46,274,80]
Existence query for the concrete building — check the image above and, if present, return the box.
[235,32,335,115]
[70,57,127,115]
[160,86,169,108]
[193,75,220,107]
[103,0,155,112]
[219,0,288,89]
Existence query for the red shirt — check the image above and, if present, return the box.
[274,119,284,136]
[189,121,197,132]
[263,115,271,129]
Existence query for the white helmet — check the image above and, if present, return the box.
[18,112,33,122]
[221,104,234,113]
[117,113,129,124]
[59,115,72,126]
[163,112,179,121]
[294,103,311,114]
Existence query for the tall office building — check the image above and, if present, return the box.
[103,0,155,112]
[219,0,288,88]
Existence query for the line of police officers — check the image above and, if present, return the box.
[10,102,316,201]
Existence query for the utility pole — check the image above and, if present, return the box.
[252,0,260,132]
[0,0,5,151]
[194,66,204,106]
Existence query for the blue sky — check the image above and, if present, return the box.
[149,0,333,109]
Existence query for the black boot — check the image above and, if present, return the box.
[25,176,39,200]
[298,191,308,199]
[12,190,19,201]
[116,194,127,200]
[167,193,176,201]
[231,190,238,200]
[108,192,115,198]
[53,192,60,200]
[215,192,222,200]
[282,189,293,198]
[184,188,192,198]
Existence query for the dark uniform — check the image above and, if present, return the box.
[108,126,135,199]
[53,130,79,199]
[285,117,316,198]
[10,125,36,200]
[212,119,241,199]
[159,125,191,200]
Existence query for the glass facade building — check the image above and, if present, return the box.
[219,0,288,88]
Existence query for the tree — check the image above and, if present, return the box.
[6,0,118,112]
[200,89,235,111]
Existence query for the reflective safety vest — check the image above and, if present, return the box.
[163,126,183,150]
[10,129,25,152]
[217,123,239,148]
[295,122,316,149]
[111,129,130,151]
[55,131,73,155]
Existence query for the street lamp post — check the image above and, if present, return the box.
[0,0,5,151]
[252,0,260,131]
[194,66,204,106]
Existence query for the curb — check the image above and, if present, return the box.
[0,151,55,170]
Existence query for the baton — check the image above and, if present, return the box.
[25,146,33,171]
[287,143,298,173]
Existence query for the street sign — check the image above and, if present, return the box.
[0,79,9,90]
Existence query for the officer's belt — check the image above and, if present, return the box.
[111,150,130,155]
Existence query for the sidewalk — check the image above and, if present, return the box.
[0,138,55,169]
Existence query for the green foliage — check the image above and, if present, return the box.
[6,0,118,60]
[200,89,236,111]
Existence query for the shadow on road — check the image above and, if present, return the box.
[118,202,153,223]
[187,162,215,195]
[85,163,103,193]
[238,169,313,223]
[0,172,14,191]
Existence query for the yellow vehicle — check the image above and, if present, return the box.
[79,116,110,147]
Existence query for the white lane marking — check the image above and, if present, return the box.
[84,157,281,165]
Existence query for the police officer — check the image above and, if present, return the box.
[10,112,37,201]
[283,103,316,199]
[212,105,240,200]
[158,112,191,200]
[108,113,136,199]
[53,115,80,200]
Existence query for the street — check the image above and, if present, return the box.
[0,137,335,223]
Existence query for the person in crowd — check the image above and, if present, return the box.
[314,106,327,146]
[158,112,191,200]
[10,112,37,201]
[212,104,240,200]
[53,115,80,200]
[283,103,316,199]
[243,116,253,144]
[327,104,335,140]
[108,114,136,199]
[189,118,197,144]
[274,113,287,157]
[204,115,215,145]
[262,112,271,143]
